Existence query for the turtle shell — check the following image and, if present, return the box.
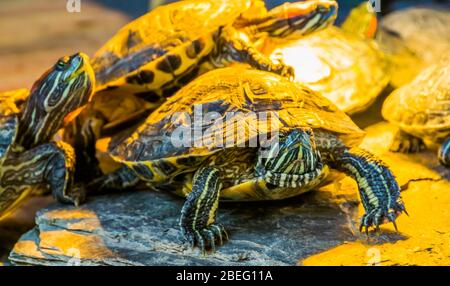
[264,26,389,114]
[92,0,253,89]
[111,67,365,164]
[382,57,450,140]
[0,89,28,165]
[378,7,450,87]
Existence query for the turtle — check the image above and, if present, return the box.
[0,53,95,219]
[91,0,338,103]
[377,6,450,88]
[260,2,390,114]
[87,67,406,252]
[66,0,338,182]
[382,56,450,167]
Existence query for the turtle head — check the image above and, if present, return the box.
[254,0,338,39]
[257,128,322,187]
[19,52,95,147]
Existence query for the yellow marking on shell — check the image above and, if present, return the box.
[97,35,215,93]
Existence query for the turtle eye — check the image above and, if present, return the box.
[56,56,71,71]
[56,60,67,70]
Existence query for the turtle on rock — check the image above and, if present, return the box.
[0,53,95,219]
[382,56,450,167]
[87,67,406,252]
[261,3,389,114]
[65,0,339,182]
[91,0,338,104]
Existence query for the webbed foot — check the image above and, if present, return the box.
[182,223,228,253]
[359,201,407,235]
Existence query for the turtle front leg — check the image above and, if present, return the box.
[390,130,426,153]
[330,148,407,234]
[2,141,84,206]
[180,166,228,253]
[438,137,450,167]
[213,26,294,79]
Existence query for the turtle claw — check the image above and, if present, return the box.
[182,224,228,253]
[392,221,398,232]
[359,202,406,235]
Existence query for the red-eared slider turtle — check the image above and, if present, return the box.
[0,53,95,219]
[261,3,389,114]
[66,0,338,182]
[91,0,338,103]
[88,67,405,251]
[382,56,450,167]
[377,6,450,88]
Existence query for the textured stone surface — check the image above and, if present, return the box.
[8,189,358,266]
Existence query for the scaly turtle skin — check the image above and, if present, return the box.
[88,67,405,252]
[262,3,389,114]
[377,7,450,88]
[382,56,450,167]
[68,0,338,182]
[0,53,95,219]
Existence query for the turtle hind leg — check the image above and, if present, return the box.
[330,148,406,234]
[438,137,450,167]
[214,26,294,79]
[180,166,227,253]
[390,130,426,153]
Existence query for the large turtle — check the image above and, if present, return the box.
[0,53,95,219]
[66,0,338,181]
[261,3,389,114]
[88,67,406,251]
[377,6,450,88]
[382,56,450,167]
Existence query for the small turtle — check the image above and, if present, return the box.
[0,53,95,219]
[382,56,450,167]
[91,0,338,103]
[88,67,405,251]
[262,3,389,114]
[377,6,450,88]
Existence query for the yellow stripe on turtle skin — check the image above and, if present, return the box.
[191,168,221,230]
[0,186,33,221]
